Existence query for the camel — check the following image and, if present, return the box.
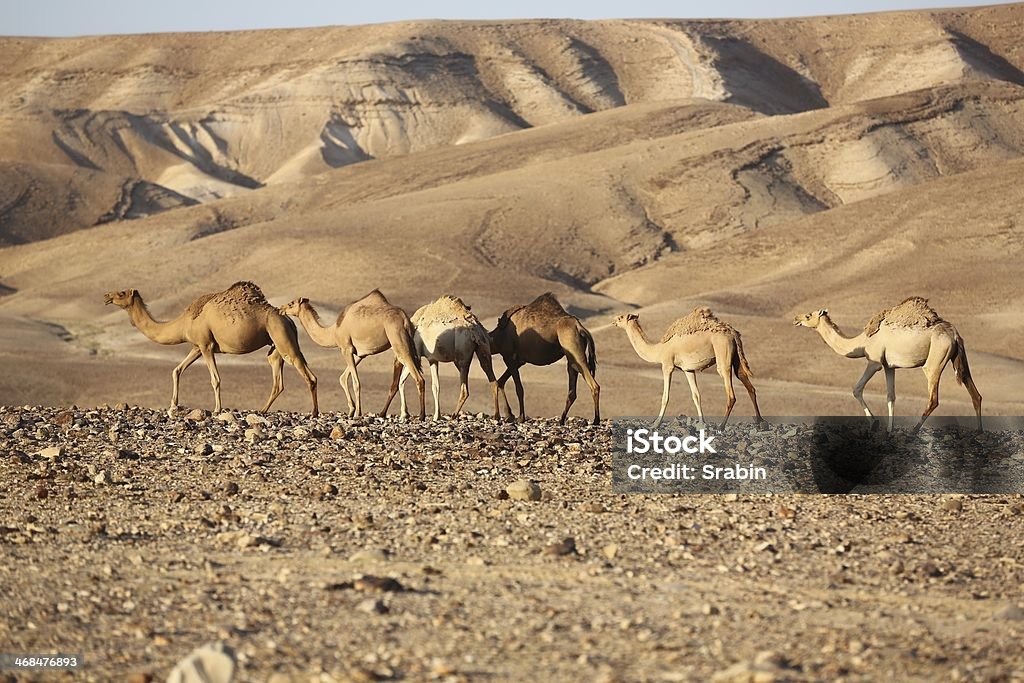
[613,308,762,428]
[380,295,500,420]
[104,281,318,416]
[793,297,982,432]
[489,293,600,425]
[279,290,425,419]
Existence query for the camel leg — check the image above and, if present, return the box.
[884,366,896,432]
[560,364,579,425]
[381,359,403,417]
[351,358,363,417]
[735,369,762,424]
[261,349,285,414]
[653,364,674,428]
[430,361,442,420]
[170,346,202,414]
[853,362,883,419]
[338,350,358,417]
[278,351,318,417]
[683,370,701,423]
[511,368,526,422]
[198,346,222,413]
[914,348,952,433]
[965,377,983,432]
[453,361,471,418]
[474,345,501,421]
[495,364,518,421]
[719,366,737,429]
[562,342,600,425]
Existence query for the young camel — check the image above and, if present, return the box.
[793,297,982,432]
[104,281,318,415]
[381,295,500,420]
[280,290,425,419]
[489,293,600,425]
[613,308,761,428]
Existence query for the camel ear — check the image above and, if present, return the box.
[818,308,827,316]
[627,313,638,321]
[128,289,136,298]
[299,297,309,305]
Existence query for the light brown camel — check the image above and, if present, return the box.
[381,295,500,420]
[613,308,761,428]
[489,293,600,425]
[793,297,982,432]
[280,290,425,419]
[104,281,318,415]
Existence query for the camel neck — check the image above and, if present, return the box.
[816,316,867,358]
[126,298,186,345]
[297,303,336,347]
[625,321,662,364]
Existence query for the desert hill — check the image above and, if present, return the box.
[0,5,1022,418]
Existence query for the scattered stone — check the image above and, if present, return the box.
[244,428,264,444]
[186,408,209,421]
[292,426,311,439]
[166,642,235,683]
[356,598,388,614]
[194,443,213,456]
[702,603,721,616]
[506,479,541,501]
[37,445,64,460]
[34,483,48,500]
[350,548,389,563]
[353,576,404,593]
[321,483,338,496]
[223,481,239,496]
[942,498,964,513]
[544,537,577,556]
[125,673,153,683]
[94,469,112,485]
[329,425,346,440]
[585,502,607,513]
[602,543,618,560]
[245,414,268,427]
[114,402,129,411]
[994,604,1024,621]
[215,412,237,424]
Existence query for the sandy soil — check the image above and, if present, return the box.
[2,406,1023,682]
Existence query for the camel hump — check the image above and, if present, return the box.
[661,306,732,341]
[864,296,942,336]
[413,295,478,326]
[527,292,570,316]
[361,289,390,304]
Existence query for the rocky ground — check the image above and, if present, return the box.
[2,405,1024,682]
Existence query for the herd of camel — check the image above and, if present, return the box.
[103,282,984,433]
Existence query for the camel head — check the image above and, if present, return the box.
[793,309,828,328]
[104,289,138,309]
[279,297,309,317]
[612,313,639,329]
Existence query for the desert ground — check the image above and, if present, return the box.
[1,3,1023,681]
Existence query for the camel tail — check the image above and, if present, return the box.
[733,331,754,380]
[402,318,423,374]
[951,329,972,387]
[583,327,597,377]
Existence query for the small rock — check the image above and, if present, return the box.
[186,408,209,421]
[125,673,153,683]
[994,604,1024,621]
[702,603,720,616]
[942,498,964,513]
[114,402,129,411]
[602,543,618,560]
[330,425,346,440]
[52,411,75,426]
[506,479,542,501]
[37,445,64,460]
[34,483,48,500]
[321,483,338,496]
[245,413,268,427]
[194,443,213,456]
[244,428,264,444]
[350,548,389,563]
[166,642,235,683]
[356,598,388,615]
[94,470,112,485]
[223,482,239,496]
[215,412,237,424]
[584,502,607,513]
[544,537,577,556]
[353,576,404,593]
[292,426,311,439]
